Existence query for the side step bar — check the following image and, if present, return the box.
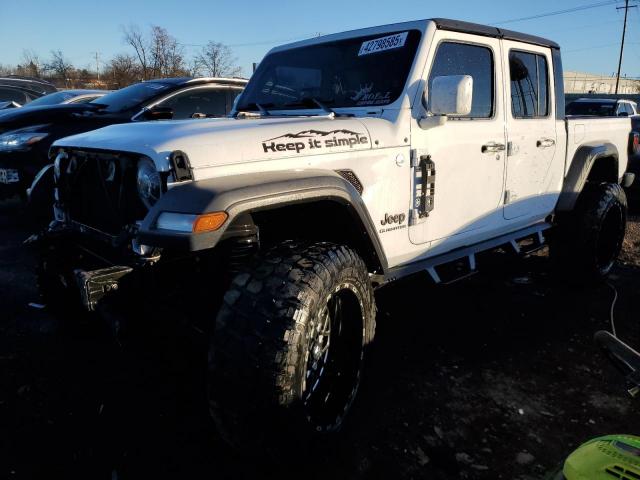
[372,222,551,287]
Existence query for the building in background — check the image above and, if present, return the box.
[564,71,640,94]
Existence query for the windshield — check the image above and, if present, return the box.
[238,30,421,112]
[91,82,172,112]
[566,101,616,116]
[25,91,77,107]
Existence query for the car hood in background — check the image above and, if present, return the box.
[0,103,102,128]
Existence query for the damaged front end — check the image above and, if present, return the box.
[38,146,258,321]
[42,147,170,312]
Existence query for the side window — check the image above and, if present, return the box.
[509,51,550,118]
[159,88,228,119]
[428,42,494,118]
[624,103,634,116]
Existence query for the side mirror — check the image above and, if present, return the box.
[420,75,473,129]
[143,106,174,121]
[430,75,473,116]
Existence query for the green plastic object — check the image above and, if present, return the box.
[562,435,640,480]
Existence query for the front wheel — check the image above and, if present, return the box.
[551,182,627,281]
[208,242,376,452]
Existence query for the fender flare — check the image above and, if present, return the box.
[556,142,619,212]
[137,169,388,271]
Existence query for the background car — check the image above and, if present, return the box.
[0,76,247,220]
[15,89,110,109]
[567,97,640,200]
[566,97,638,117]
[0,76,57,107]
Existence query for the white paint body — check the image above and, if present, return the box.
[54,19,631,270]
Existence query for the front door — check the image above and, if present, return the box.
[409,33,506,247]
[502,42,558,220]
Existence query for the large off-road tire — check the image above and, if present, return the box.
[551,182,627,281]
[208,242,376,452]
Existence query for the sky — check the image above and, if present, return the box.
[1,0,639,78]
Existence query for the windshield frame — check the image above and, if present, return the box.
[236,29,423,115]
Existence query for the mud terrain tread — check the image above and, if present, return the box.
[208,241,376,449]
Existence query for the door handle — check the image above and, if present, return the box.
[537,138,556,148]
[481,142,506,154]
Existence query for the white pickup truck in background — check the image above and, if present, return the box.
[42,18,636,453]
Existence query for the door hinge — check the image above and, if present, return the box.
[410,152,435,226]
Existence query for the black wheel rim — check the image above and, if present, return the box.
[596,203,624,272]
[303,284,364,432]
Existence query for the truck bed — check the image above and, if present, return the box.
[565,116,631,179]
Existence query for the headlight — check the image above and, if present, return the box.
[136,158,162,209]
[0,125,49,151]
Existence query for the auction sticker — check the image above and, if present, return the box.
[358,32,408,56]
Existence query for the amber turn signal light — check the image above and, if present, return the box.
[192,211,228,233]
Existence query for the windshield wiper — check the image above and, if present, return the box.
[235,102,273,117]
[308,97,336,116]
[282,97,342,117]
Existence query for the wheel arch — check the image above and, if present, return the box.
[556,142,620,212]
[137,169,388,273]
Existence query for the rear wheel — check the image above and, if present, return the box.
[208,242,376,452]
[551,182,627,281]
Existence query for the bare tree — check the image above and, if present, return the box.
[21,49,42,78]
[0,64,13,76]
[106,53,141,88]
[123,24,151,79]
[45,50,73,87]
[123,24,187,79]
[194,41,241,78]
[149,25,187,77]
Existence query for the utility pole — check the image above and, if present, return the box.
[615,0,637,94]
[92,51,101,82]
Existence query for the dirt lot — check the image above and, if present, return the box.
[1,197,639,480]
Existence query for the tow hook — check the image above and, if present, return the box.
[75,266,133,311]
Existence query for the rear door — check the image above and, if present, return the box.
[502,43,558,220]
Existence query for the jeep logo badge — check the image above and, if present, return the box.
[380,213,406,226]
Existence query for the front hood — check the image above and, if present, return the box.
[53,115,397,171]
[0,103,98,129]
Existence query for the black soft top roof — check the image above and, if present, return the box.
[432,18,560,50]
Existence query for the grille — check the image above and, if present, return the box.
[59,150,148,235]
[335,169,363,195]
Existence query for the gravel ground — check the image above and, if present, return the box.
[1,198,639,480]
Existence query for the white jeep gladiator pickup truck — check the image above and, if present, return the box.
[40,18,636,450]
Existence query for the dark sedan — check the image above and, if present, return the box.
[0,77,247,207]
